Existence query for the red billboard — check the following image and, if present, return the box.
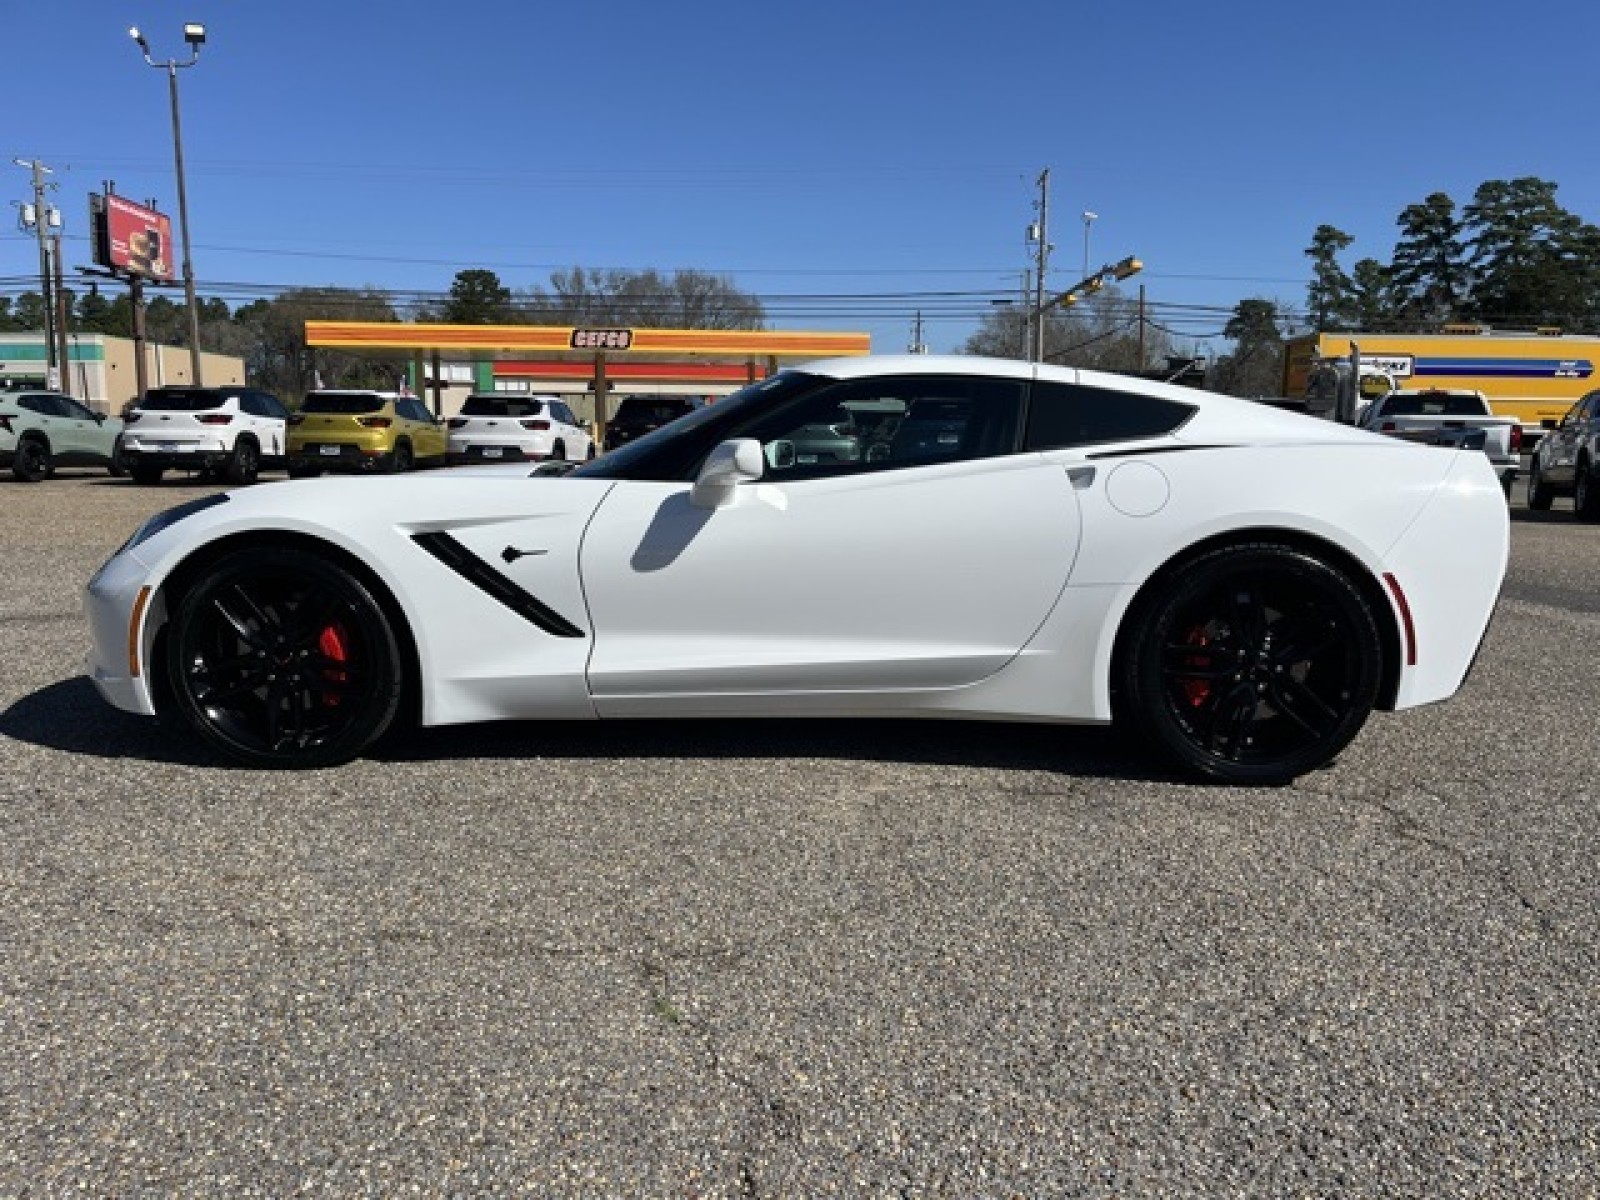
[94,194,174,281]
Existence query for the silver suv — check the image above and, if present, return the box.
[446,394,593,464]
[122,386,290,485]
[0,390,126,482]
[1529,389,1600,516]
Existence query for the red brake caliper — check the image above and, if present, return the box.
[318,623,349,706]
[1179,624,1212,708]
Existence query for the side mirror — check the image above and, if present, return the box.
[691,438,764,508]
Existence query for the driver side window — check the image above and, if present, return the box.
[730,375,1024,482]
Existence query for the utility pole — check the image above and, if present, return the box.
[909,311,928,355]
[52,227,71,397]
[15,158,59,390]
[1030,168,1051,363]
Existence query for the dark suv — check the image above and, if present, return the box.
[604,395,706,450]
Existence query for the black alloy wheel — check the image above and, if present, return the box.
[165,546,404,768]
[1527,457,1553,511]
[390,441,413,474]
[12,437,50,483]
[1116,543,1382,785]
[227,438,260,486]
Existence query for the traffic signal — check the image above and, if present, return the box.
[1111,255,1143,281]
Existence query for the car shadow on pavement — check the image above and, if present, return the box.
[371,715,1170,781]
[1,677,1172,782]
[0,678,219,766]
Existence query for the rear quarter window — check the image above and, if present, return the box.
[1024,381,1196,450]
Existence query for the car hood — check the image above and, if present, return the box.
[127,470,619,578]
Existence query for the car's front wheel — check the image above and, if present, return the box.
[164,545,405,768]
[1576,459,1600,520]
[1527,456,1553,511]
[1114,543,1382,786]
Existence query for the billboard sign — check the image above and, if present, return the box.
[90,193,174,281]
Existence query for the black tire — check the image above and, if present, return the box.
[131,463,164,486]
[551,439,567,462]
[164,545,404,768]
[1576,460,1600,520]
[12,437,50,483]
[1527,457,1553,511]
[109,436,129,478]
[1114,543,1382,786]
[389,441,413,474]
[225,438,261,486]
[586,442,596,461]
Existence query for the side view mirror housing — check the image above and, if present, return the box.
[691,438,764,508]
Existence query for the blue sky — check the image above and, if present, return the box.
[6,0,1598,358]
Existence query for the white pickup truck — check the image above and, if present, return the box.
[1356,388,1521,491]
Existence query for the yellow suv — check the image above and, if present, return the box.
[287,390,447,477]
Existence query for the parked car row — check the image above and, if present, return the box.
[0,388,631,484]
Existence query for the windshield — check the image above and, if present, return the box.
[303,392,386,415]
[140,389,232,412]
[1383,394,1485,417]
[461,396,548,418]
[574,372,827,481]
[614,398,693,425]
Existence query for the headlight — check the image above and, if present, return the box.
[119,493,230,556]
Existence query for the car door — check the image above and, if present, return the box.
[402,397,447,461]
[1541,395,1590,485]
[577,373,1082,712]
[51,395,105,462]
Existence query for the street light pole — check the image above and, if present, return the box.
[130,23,206,386]
[1081,211,1097,280]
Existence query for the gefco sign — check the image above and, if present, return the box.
[96,194,176,282]
[569,328,634,351]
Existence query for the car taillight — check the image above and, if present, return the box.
[1510,424,1523,454]
[0,415,11,433]
[124,411,143,424]
[357,416,392,428]
[197,414,233,425]
[447,418,467,429]
[1380,421,1396,432]
[520,419,550,431]
[287,413,304,425]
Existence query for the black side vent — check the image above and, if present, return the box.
[411,531,586,639]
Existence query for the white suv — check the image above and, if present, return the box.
[122,386,291,485]
[447,394,593,464]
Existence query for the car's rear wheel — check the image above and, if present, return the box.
[1115,543,1382,786]
[226,438,261,485]
[108,436,129,478]
[12,437,50,483]
[552,439,567,462]
[1527,457,1553,511]
[165,545,404,769]
[131,463,164,486]
[389,441,413,474]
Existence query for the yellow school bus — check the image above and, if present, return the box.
[1283,329,1599,440]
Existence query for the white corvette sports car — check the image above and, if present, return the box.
[85,356,1509,784]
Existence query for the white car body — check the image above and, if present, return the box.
[122,386,291,483]
[85,356,1509,782]
[447,394,593,464]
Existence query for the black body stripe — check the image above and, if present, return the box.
[412,531,586,639]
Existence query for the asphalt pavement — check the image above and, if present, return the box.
[1,471,1596,1197]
